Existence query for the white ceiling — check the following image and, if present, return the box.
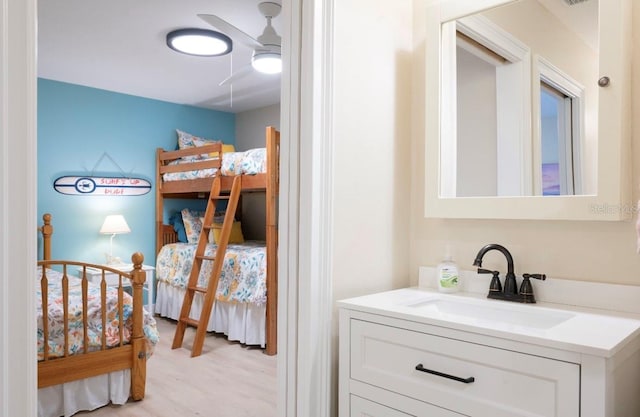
[37,0,283,113]
[536,0,599,51]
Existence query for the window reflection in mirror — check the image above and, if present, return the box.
[442,0,598,197]
[540,80,582,196]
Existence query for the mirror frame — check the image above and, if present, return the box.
[424,0,632,220]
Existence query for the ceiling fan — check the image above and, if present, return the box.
[198,1,282,86]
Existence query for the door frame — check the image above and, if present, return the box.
[278,0,334,415]
[1,0,335,416]
[1,0,39,415]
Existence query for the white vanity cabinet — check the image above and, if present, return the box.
[338,289,640,417]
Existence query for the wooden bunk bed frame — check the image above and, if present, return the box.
[155,126,279,355]
[38,213,148,399]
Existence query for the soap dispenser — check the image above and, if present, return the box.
[437,251,460,293]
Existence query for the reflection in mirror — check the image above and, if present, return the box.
[540,78,583,195]
[442,0,598,197]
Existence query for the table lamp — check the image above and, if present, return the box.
[99,214,131,265]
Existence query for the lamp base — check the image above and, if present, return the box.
[105,253,125,266]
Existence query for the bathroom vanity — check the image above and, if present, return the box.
[338,288,640,417]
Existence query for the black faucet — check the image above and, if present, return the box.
[473,243,546,303]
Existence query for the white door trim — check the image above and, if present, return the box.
[277,0,302,414]
[279,0,334,416]
[1,0,38,415]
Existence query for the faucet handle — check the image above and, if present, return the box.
[522,273,546,281]
[477,268,502,293]
[519,273,546,303]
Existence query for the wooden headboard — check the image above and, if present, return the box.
[39,213,53,261]
[162,224,179,246]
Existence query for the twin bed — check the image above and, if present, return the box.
[154,126,279,355]
[37,213,158,417]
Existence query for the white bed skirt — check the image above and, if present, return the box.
[155,280,266,347]
[37,370,130,417]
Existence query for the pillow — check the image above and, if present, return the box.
[181,208,205,244]
[176,129,211,150]
[209,144,236,159]
[176,130,233,159]
[169,211,187,243]
[209,221,245,244]
[194,215,243,244]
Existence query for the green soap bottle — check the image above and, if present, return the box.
[437,254,460,293]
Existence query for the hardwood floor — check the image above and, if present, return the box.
[80,317,277,417]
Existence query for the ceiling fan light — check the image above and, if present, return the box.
[252,52,282,74]
[166,28,232,57]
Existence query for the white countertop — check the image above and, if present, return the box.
[337,287,640,358]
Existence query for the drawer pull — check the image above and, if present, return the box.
[415,363,475,384]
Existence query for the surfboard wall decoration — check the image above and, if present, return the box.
[54,176,152,196]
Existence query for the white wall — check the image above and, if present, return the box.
[330,0,413,412]
[457,47,498,197]
[235,103,280,240]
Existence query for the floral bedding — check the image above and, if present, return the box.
[162,148,267,182]
[37,268,159,360]
[156,242,267,305]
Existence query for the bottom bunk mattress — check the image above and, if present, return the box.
[155,242,267,347]
[37,267,159,417]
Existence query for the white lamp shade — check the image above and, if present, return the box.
[100,215,131,235]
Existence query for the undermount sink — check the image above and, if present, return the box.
[405,296,575,330]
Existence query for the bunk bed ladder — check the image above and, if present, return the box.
[171,175,242,357]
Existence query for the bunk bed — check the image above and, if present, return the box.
[154,126,279,355]
[37,213,159,417]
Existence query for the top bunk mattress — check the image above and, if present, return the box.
[162,148,267,182]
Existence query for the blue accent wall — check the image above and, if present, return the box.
[38,78,235,270]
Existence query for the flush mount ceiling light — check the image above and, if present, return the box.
[166,28,232,57]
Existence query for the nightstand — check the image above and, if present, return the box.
[79,264,155,313]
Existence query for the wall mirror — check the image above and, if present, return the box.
[424,0,631,220]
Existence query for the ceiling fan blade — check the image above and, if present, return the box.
[218,64,254,86]
[198,14,263,49]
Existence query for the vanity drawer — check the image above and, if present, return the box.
[350,319,579,417]
[350,394,464,417]
[350,396,412,417]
